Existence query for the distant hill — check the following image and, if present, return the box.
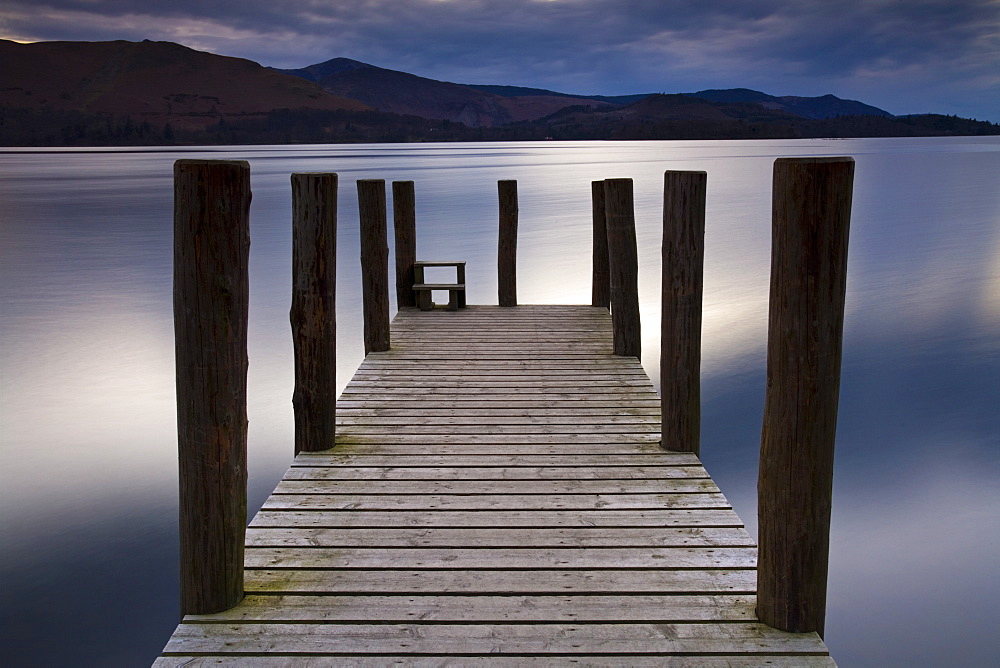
[689,88,892,119]
[0,39,367,132]
[472,85,889,120]
[2,40,996,146]
[535,93,804,139]
[533,94,996,141]
[468,84,652,107]
[274,58,611,127]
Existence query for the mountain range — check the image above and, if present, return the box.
[1,39,995,146]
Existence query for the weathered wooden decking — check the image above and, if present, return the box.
[158,305,834,665]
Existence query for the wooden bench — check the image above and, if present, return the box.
[413,261,466,311]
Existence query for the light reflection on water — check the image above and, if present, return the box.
[1,138,998,665]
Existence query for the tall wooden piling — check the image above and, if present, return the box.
[290,173,338,455]
[358,179,391,354]
[757,156,854,637]
[660,171,707,455]
[393,180,417,309]
[498,179,518,307]
[173,159,250,615]
[591,180,610,308]
[604,178,641,359]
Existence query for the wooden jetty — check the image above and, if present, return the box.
[162,159,853,664]
[158,305,833,665]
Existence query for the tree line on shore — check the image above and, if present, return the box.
[2,103,997,147]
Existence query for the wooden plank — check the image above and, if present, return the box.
[340,385,660,403]
[292,454,699,467]
[156,656,836,667]
[335,415,660,425]
[162,622,829,655]
[390,332,614,337]
[283,466,707,480]
[351,375,641,382]
[327,434,664,444]
[249,509,744,529]
[356,359,647,368]
[335,427,663,437]
[322,444,671,455]
[336,401,662,409]
[244,569,759,594]
[391,319,613,324]
[335,407,661,417]
[329,426,661,436]
[390,321,614,326]
[361,356,630,361]
[184,593,759,622]
[412,260,466,267]
[243,546,757,569]
[392,313,608,320]
[261,493,732,511]
[340,387,659,396]
[341,390,658,398]
[390,329,610,335]
[244,527,755,548]
[272,479,720,495]
[344,379,653,387]
[385,342,610,348]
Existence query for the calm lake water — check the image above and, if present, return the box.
[1,138,998,666]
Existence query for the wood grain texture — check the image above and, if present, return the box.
[592,180,610,308]
[261,492,732,511]
[290,172,337,455]
[162,621,829,655]
[357,179,390,353]
[156,656,835,667]
[758,157,854,637]
[661,170,706,455]
[392,180,417,308]
[244,526,756,547]
[185,593,761,622]
[160,303,831,661]
[603,178,641,359]
[156,656,836,667]
[249,508,743,528]
[172,159,249,616]
[497,179,518,306]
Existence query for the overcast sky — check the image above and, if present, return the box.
[3,0,998,121]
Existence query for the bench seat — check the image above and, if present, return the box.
[412,283,466,311]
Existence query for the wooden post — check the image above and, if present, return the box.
[757,156,854,637]
[392,180,417,308]
[358,179,390,354]
[290,173,337,455]
[173,159,250,616]
[660,171,707,455]
[498,179,518,307]
[603,178,641,359]
[591,180,610,308]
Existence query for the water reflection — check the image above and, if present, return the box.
[1,138,998,665]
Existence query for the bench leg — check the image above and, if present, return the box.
[447,289,459,311]
[417,290,433,311]
[457,265,467,308]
